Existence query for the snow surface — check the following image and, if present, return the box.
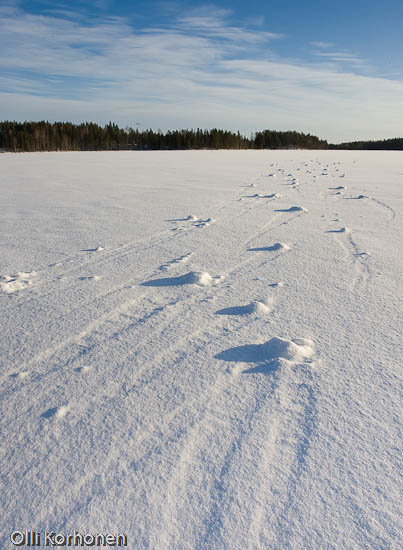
[0,150,402,549]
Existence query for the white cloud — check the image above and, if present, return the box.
[1,6,403,142]
[310,41,334,49]
[313,50,365,67]
[175,11,283,43]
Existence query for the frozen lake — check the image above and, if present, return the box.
[1,150,402,549]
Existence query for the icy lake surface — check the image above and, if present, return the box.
[0,150,402,549]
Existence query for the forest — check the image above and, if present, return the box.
[1,121,401,152]
[0,121,327,151]
[329,137,403,150]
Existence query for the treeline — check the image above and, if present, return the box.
[0,121,328,152]
[329,137,403,150]
[255,129,327,149]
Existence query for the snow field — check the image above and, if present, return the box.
[0,150,402,549]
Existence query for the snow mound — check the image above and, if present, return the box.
[245,300,272,315]
[270,242,290,251]
[42,404,69,420]
[275,206,308,213]
[182,271,214,286]
[261,336,314,363]
[193,217,214,228]
[216,298,273,316]
[288,206,307,212]
[142,270,223,287]
[76,366,91,374]
[268,281,284,288]
[55,405,69,419]
[327,227,349,234]
[0,271,36,294]
[159,252,193,271]
[248,242,290,252]
[264,193,280,199]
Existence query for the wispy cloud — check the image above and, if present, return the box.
[310,41,334,49]
[313,50,365,67]
[310,40,367,68]
[175,9,283,43]
[1,5,402,141]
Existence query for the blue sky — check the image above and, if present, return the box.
[1,0,403,141]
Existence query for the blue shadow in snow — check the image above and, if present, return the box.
[248,243,283,252]
[274,206,303,212]
[141,273,193,287]
[41,407,59,419]
[215,344,280,375]
[216,305,252,316]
